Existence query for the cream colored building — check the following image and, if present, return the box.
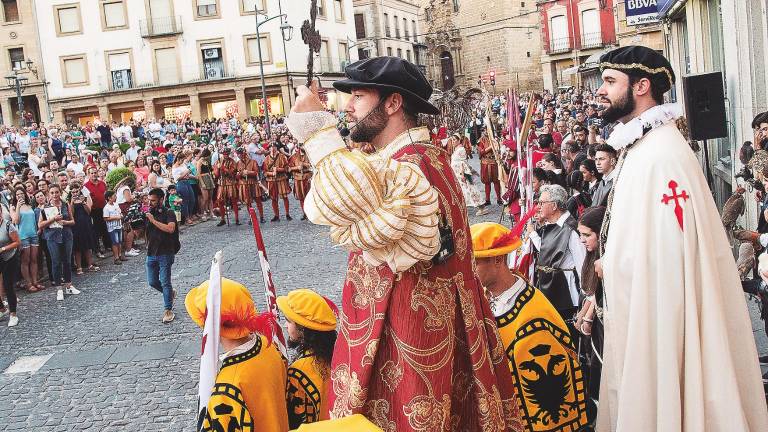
[419,0,543,93]
[31,0,358,125]
[0,0,50,125]
[352,0,425,69]
[614,0,664,50]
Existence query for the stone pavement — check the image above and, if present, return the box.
[0,175,766,431]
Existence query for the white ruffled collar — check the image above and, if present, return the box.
[606,103,683,151]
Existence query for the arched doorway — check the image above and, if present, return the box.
[440,51,455,90]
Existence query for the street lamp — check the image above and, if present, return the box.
[255,10,293,135]
[24,59,53,123]
[5,70,29,127]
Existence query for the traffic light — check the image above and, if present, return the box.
[489,71,496,86]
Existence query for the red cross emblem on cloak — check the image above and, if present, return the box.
[661,180,690,231]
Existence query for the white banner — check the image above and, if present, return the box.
[196,250,222,431]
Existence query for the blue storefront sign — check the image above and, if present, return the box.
[656,0,679,17]
[625,0,660,25]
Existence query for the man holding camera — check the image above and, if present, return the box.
[145,188,179,324]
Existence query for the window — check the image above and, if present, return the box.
[2,0,19,23]
[354,13,366,39]
[384,13,390,37]
[397,48,402,58]
[61,55,88,86]
[317,0,326,18]
[406,50,412,63]
[387,47,392,56]
[108,51,132,90]
[403,18,408,40]
[101,1,127,30]
[412,21,418,43]
[196,0,218,18]
[339,42,348,70]
[581,9,601,48]
[394,15,399,39]
[333,0,344,21]
[8,48,23,71]
[55,4,82,36]
[452,0,460,13]
[241,0,265,14]
[154,47,177,85]
[320,39,330,71]
[245,34,272,65]
[549,15,569,52]
[201,44,224,79]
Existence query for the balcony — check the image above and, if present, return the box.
[140,16,183,38]
[548,36,572,54]
[98,62,237,93]
[581,32,604,49]
[316,57,349,74]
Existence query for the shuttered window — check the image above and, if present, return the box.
[246,35,271,64]
[63,56,87,85]
[57,6,81,34]
[154,47,177,84]
[103,1,126,28]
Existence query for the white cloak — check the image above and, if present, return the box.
[598,122,768,431]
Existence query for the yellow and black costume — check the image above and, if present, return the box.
[471,222,588,432]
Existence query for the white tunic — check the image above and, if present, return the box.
[598,121,768,431]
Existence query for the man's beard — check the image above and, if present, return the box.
[600,86,635,124]
[350,103,388,143]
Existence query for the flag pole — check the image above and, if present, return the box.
[247,208,288,358]
[196,250,223,431]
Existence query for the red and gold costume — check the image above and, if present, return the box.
[288,149,312,219]
[478,136,502,204]
[289,120,524,431]
[237,155,265,222]
[264,148,291,221]
[214,152,240,224]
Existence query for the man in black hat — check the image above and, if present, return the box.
[284,57,521,431]
[595,46,768,431]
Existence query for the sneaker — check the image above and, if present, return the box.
[760,354,768,366]
[7,315,18,327]
[125,249,140,257]
[162,310,175,323]
[65,286,81,295]
[97,252,106,259]
[56,289,64,301]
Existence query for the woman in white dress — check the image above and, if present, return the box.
[450,139,489,216]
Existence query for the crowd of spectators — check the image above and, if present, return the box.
[0,114,303,327]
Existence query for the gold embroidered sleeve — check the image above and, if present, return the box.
[291,116,440,273]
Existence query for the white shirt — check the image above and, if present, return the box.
[529,212,586,307]
[66,161,84,175]
[491,277,528,317]
[15,135,30,154]
[103,202,123,232]
[125,146,139,162]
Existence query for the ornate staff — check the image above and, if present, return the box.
[301,0,322,86]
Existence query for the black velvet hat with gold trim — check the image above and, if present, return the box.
[599,46,676,93]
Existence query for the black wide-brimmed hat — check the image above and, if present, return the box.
[333,57,440,115]
[599,46,676,93]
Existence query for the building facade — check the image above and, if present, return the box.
[614,0,664,50]
[537,0,618,92]
[32,0,357,124]
[0,0,50,125]
[352,0,425,72]
[419,0,543,94]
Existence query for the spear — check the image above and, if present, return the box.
[247,207,287,358]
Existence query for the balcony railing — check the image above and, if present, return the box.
[317,57,349,74]
[97,62,237,92]
[581,32,604,49]
[140,16,183,38]
[548,36,572,54]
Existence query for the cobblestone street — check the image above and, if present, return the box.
[0,189,766,431]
